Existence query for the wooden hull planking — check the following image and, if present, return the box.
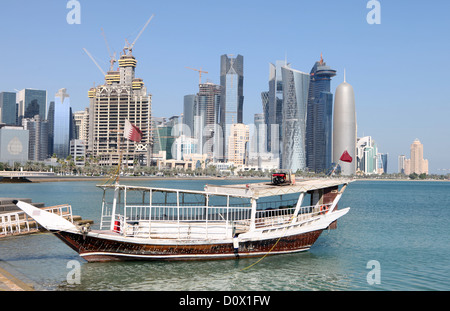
[52,229,324,262]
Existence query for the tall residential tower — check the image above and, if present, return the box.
[219,54,244,161]
[306,54,336,173]
[87,51,152,166]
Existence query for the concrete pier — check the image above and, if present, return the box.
[0,266,34,291]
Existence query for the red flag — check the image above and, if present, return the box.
[340,150,353,163]
[124,119,143,142]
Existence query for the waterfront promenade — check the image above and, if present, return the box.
[0,266,34,291]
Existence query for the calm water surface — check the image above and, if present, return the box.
[0,179,449,291]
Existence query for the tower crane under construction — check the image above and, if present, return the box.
[186,67,209,85]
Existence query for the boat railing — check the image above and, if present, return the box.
[254,203,332,229]
[0,204,73,237]
[107,204,252,240]
[125,204,253,223]
[102,201,333,238]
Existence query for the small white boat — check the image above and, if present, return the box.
[14,178,352,262]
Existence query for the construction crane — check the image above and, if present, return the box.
[83,48,106,76]
[101,27,117,72]
[186,67,209,85]
[123,14,155,56]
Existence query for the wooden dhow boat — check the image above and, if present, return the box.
[13,178,352,262]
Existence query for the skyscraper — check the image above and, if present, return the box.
[197,82,221,158]
[281,66,310,172]
[53,88,73,159]
[306,55,336,173]
[356,136,377,174]
[88,51,152,166]
[22,115,48,162]
[263,60,290,161]
[227,123,249,166]
[404,139,428,175]
[253,113,266,155]
[47,101,55,157]
[398,155,406,174]
[73,109,89,141]
[333,73,357,176]
[183,94,196,137]
[377,153,388,174]
[0,92,17,125]
[220,54,244,161]
[16,89,47,123]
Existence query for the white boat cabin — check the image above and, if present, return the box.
[97,178,352,241]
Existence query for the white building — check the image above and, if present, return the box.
[0,125,29,164]
[70,139,86,166]
[356,136,377,175]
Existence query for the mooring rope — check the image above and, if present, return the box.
[239,214,296,272]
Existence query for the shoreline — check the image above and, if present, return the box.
[20,175,450,183]
[25,176,270,183]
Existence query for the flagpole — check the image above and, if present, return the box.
[329,160,341,177]
[107,127,123,184]
[329,150,353,176]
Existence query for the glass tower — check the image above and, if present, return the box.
[0,92,17,125]
[53,88,72,159]
[47,101,55,156]
[268,61,289,156]
[183,95,196,137]
[306,55,336,173]
[16,89,47,122]
[220,54,244,161]
[281,66,310,172]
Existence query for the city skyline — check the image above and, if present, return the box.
[0,1,449,173]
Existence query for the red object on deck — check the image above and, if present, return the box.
[113,221,121,233]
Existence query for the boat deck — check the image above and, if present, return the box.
[98,178,352,199]
[204,178,353,198]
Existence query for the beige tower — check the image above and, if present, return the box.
[227,123,249,166]
[404,139,428,175]
[87,52,152,166]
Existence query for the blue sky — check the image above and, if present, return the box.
[0,0,449,173]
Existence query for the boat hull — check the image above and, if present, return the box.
[52,229,324,262]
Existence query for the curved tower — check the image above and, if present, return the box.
[333,73,356,175]
[281,66,310,172]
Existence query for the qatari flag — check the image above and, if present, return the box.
[124,119,143,143]
[340,150,353,163]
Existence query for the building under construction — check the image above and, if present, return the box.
[86,18,153,167]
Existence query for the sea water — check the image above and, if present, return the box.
[0,179,449,291]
